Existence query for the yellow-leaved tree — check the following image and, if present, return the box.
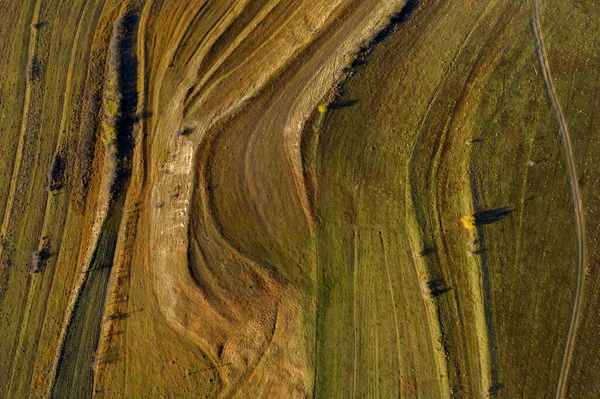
[461,215,476,230]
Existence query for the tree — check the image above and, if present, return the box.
[460,215,476,230]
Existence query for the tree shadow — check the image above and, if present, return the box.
[33,21,50,29]
[427,278,451,297]
[486,383,505,396]
[329,100,358,110]
[414,246,434,258]
[350,0,423,68]
[475,206,513,226]
[177,126,195,136]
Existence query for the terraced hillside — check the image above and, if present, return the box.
[1,0,600,398]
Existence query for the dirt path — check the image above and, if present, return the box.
[531,1,587,397]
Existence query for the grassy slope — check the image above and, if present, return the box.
[313,0,600,397]
[542,0,600,396]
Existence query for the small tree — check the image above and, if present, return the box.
[177,127,194,136]
[31,246,49,274]
[344,55,357,66]
[460,215,476,230]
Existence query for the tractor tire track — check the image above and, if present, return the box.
[531,1,586,398]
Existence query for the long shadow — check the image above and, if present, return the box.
[33,20,50,29]
[486,383,505,396]
[475,206,513,226]
[329,100,358,110]
[113,10,140,185]
[427,278,452,297]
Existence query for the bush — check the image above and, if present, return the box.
[46,151,65,192]
[94,8,139,197]
[27,58,42,81]
[177,127,194,136]
[31,246,49,274]
[460,215,476,230]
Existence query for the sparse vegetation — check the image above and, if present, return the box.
[101,18,125,148]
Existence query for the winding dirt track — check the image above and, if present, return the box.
[531,1,587,397]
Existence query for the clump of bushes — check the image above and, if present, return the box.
[102,24,123,147]
[102,9,138,145]
[101,9,138,192]
[31,245,50,274]
[27,57,42,81]
[177,126,194,136]
[46,151,65,192]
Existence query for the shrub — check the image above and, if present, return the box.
[27,58,42,81]
[101,9,137,192]
[46,151,65,192]
[31,246,49,274]
[177,127,194,136]
[460,215,476,230]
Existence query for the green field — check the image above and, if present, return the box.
[313,0,600,396]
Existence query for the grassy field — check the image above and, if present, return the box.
[1,0,600,398]
[312,0,600,396]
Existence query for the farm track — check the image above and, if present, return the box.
[531,1,587,398]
